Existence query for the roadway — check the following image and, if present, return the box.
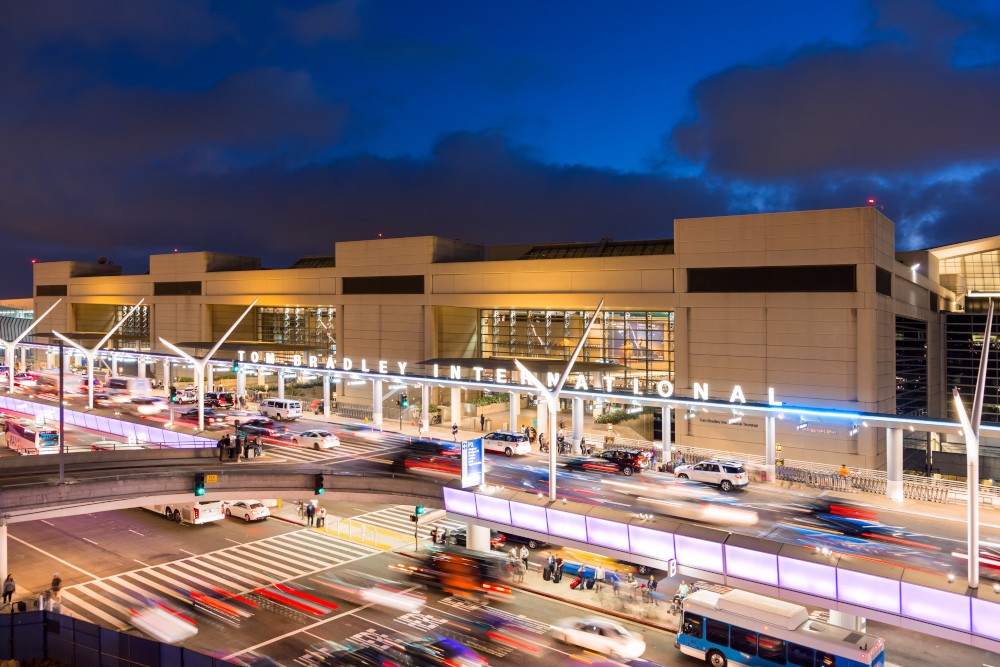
[3,392,999,583]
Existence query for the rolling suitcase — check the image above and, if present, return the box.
[543,567,551,581]
[569,576,583,590]
[553,569,563,584]
[585,578,595,590]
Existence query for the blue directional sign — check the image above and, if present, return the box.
[461,437,484,488]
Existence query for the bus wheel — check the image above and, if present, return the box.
[172,509,182,522]
[164,508,172,520]
[707,650,727,667]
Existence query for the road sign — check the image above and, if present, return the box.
[205,474,218,483]
[461,437,484,488]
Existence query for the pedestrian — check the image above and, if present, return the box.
[234,435,242,462]
[451,423,458,441]
[649,447,658,470]
[218,435,227,462]
[317,507,327,528]
[2,574,14,606]
[430,527,438,545]
[50,573,61,595]
[519,545,529,570]
[480,414,485,431]
[50,589,62,614]
[306,502,316,527]
[242,437,251,459]
[297,500,305,520]
[546,554,556,579]
[529,427,536,444]
[646,574,658,605]
[838,463,850,478]
[594,564,605,592]
[254,436,263,457]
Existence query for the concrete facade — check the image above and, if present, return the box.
[33,208,975,469]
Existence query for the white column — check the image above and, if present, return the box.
[323,374,331,418]
[111,354,118,377]
[571,396,584,454]
[509,391,520,433]
[547,395,559,499]
[163,359,171,388]
[206,364,215,394]
[46,351,55,368]
[886,427,904,502]
[18,346,26,371]
[828,610,866,633]
[277,372,285,399]
[662,405,672,448]
[137,358,146,378]
[466,524,491,553]
[764,415,776,482]
[536,399,548,442]
[373,380,384,427]
[421,384,430,434]
[236,369,246,398]
[257,368,266,390]
[0,520,7,586]
[450,387,462,429]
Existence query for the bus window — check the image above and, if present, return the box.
[815,651,835,667]
[681,613,703,638]
[38,432,58,447]
[787,643,814,667]
[730,626,758,655]
[758,634,787,664]
[706,618,729,646]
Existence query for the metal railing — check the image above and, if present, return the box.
[674,444,999,506]
[336,402,373,421]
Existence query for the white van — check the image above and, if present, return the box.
[259,398,302,421]
[105,376,153,402]
[144,501,224,525]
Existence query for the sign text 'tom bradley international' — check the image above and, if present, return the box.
[235,349,784,406]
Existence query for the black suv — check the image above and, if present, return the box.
[565,448,648,476]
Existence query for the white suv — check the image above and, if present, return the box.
[674,460,749,491]
[482,430,532,456]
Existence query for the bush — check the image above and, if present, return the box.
[470,393,510,407]
[594,408,640,425]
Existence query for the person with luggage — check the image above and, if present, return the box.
[306,502,316,527]
[593,564,605,592]
[254,436,263,458]
[553,557,564,583]
[519,545,529,571]
[430,527,439,545]
[2,574,14,606]
[544,554,556,581]
[317,507,327,528]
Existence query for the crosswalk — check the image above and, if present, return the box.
[59,530,381,631]
[261,438,394,464]
[349,505,464,541]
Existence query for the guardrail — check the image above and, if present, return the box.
[674,445,999,506]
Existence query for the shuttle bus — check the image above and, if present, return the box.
[144,501,225,525]
[31,372,86,399]
[4,417,59,454]
[677,589,885,667]
[105,376,153,402]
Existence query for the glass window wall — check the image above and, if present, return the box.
[257,307,336,353]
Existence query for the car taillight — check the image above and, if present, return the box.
[193,508,200,519]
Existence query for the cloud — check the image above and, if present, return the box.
[668,0,1000,179]
[281,0,362,45]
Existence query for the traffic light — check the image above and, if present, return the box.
[410,505,426,522]
[170,386,178,403]
[194,473,206,496]
[400,395,408,409]
[231,361,240,372]
[314,473,325,495]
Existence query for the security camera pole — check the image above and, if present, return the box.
[515,298,604,501]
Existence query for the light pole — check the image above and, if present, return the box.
[159,299,258,432]
[1,299,62,393]
[52,299,145,410]
[515,299,605,501]
[58,338,65,485]
[952,298,994,589]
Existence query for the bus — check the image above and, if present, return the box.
[676,589,885,667]
[4,417,59,454]
[105,376,153,402]
[31,372,86,400]
[144,501,225,525]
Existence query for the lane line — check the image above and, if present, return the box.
[41,520,53,526]
[7,533,97,578]
[134,560,150,568]
[128,529,144,537]
[179,549,197,556]
[82,538,98,545]
[226,538,242,544]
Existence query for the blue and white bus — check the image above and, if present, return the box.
[4,417,58,454]
[676,589,885,667]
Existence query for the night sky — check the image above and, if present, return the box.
[2,0,1000,297]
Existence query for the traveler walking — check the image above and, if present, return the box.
[594,564,605,592]
[218,435,227,462]
[50,573,61,595]
[2,574,14,606]
[242,437,251,459]
[430,527,439,545]
[317,507,327,528]
[648,447,658,470]
[306,503,316,527]
[519,545,529,570]
[451,423,459,440]
[297,500,305,520]
[234,435,242,462]
[480,414,485,431]
[254,436,263,457]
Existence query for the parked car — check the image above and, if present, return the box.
[482,430,532,456]
[238,418,289,437]
[674,459,749,491]
[292,430,340,450]
[176,407,227,428]
[564,449,648,476]
[442,527,506,550]
[204,392,235,409]
[132,396,168,415]
[549,618,646,659]
[224,500,270,522]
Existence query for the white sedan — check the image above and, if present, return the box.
[224,500,270,522]
[550,618,646,659]
[292,430,340,450]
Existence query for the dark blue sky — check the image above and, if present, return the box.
[2,0,1000,296]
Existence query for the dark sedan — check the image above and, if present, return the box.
[237,418,289,437]
[498,531,549,550]
[176,408,227,428]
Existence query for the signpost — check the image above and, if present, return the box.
[461,437,484,488]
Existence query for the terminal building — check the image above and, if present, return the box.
[28,207,1000,475]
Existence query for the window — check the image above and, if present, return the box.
[758,634,787,664]
[681,613,703,638]
[342,275,424,294]
[730,626,757,655]
[876,267,892,296]
[687,265,857,293]
[814,651,836,667]
[724,466,745,474]
[36,284,68,297]
[706,619,729,646]
[787,643,814,667]
[153,281,201,296]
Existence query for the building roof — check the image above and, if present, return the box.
[511,238,674,260]
[289,255,336,269]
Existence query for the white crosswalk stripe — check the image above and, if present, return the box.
[349,505,464,540]
[262,439,393,463]
[58,529,381,633]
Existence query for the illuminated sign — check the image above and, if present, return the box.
[235,349,783,406]
[461,438,485,488]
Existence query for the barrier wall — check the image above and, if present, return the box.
[0,395,214,447]
[444,485,1000,653]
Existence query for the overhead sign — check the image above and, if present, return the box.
[461,438,485,488]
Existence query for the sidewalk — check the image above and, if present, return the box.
[268,500,415,551]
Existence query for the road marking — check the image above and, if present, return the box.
[82,538,98,545]
[179,549,197,556]
[224,584,423,658]
[7,534,97,579]
[226,538,242,544]
[133,560,149,568]
[41,520,53,526]
[128,529,144,537]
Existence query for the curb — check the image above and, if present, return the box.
[271,514,306,527]
[393,550,677,635]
